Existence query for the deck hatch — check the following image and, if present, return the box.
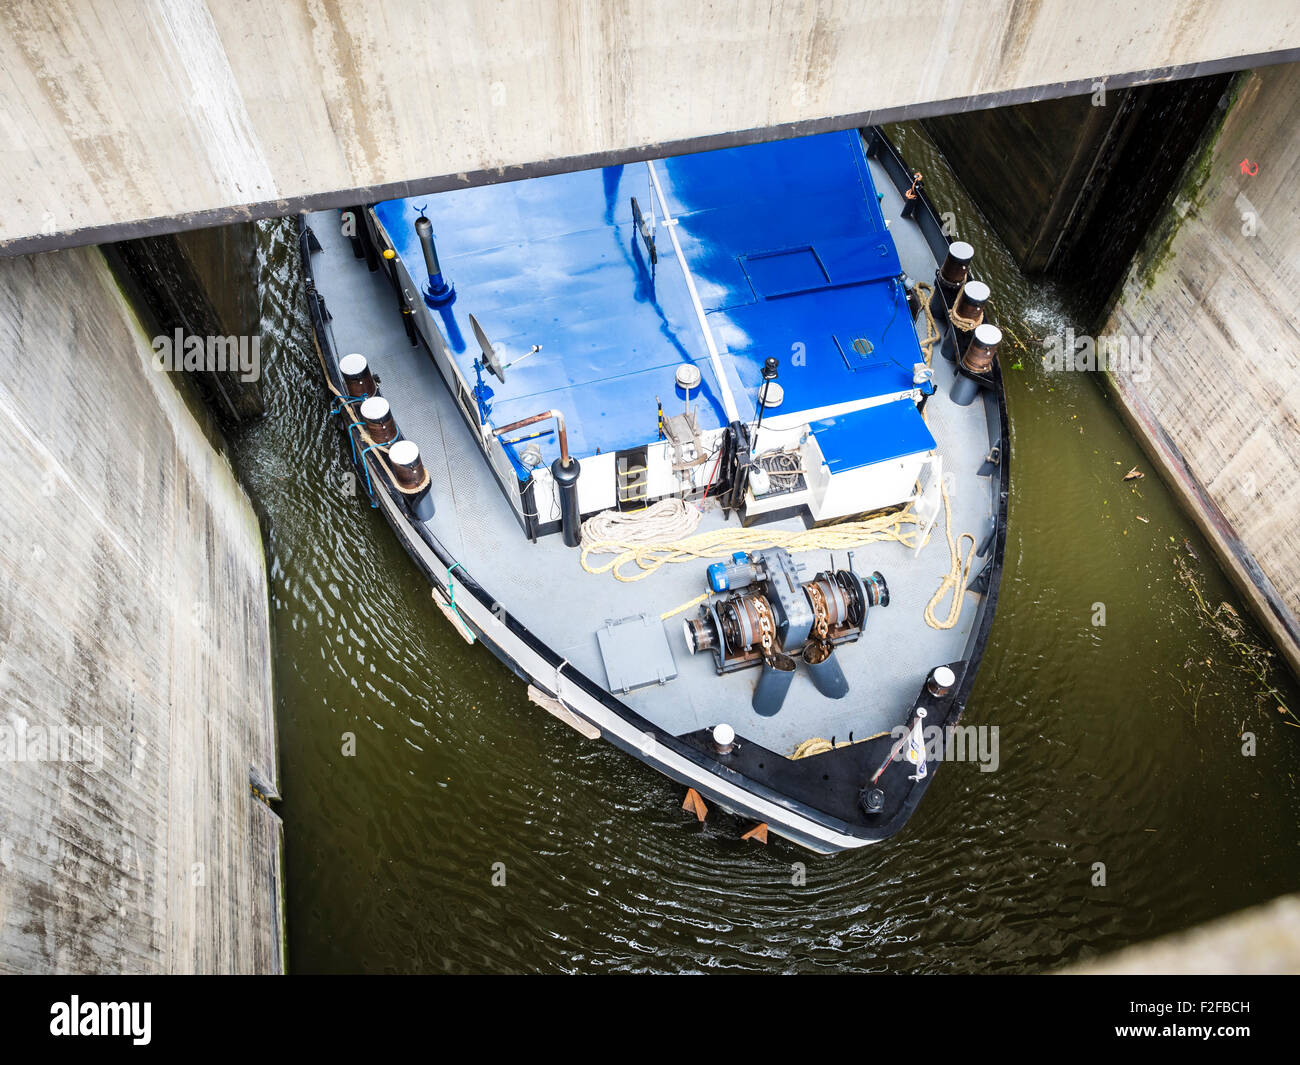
[835,331,901,373]
[740,246,831,299]
[596,614,679,694]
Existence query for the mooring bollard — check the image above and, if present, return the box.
[951,323,1002,407]
[931,240,974,326]
[389,439,434,521]
[340,353,376,399]
[360,396,399,444]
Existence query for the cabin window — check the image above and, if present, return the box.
[457,380,480,426]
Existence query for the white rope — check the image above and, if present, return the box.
[580,497,702,549]
[554,657,569,703]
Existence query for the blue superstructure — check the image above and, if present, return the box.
[373,130,926,469]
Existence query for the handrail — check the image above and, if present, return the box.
[492,409,572,466]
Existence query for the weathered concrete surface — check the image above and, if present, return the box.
[928,91,1128,271]
[1,0,1298,253]
[923,73,1231,301]
[105,223,266,424]
[1064,893,1300,973]
[1101,62,1300,679]
[0,245,282,972]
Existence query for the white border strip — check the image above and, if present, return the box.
[646,160,742,425]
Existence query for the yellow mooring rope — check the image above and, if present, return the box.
[791,731,891,760]
[922,482,977,630]
[913,280,978,631]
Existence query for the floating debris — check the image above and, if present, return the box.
[1123,466,1144,481]
[1136,515,1149,524]
[1171,547,1291,723]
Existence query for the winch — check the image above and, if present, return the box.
[683,548,888,715]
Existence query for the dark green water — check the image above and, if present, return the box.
[234,123,1299,974]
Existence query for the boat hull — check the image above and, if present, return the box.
[299,127,1010,852]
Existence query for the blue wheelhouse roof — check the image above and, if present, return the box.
[373,130,923,466]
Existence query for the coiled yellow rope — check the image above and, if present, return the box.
[922,483,976,630]
[660,591,710,621]
[791,731,891,760]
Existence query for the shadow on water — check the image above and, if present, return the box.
[232,122,1299,974]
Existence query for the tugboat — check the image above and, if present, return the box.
[300,127,1008,852]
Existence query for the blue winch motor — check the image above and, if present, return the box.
[706,551,759,593]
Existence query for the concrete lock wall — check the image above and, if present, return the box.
[1101,62,1300,677]
[105,223,266,424]
[921,73,1235,313]
[1064,892,1300,974]
[1,0,1298,253]
[0,245,283,972]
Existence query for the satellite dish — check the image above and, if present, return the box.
[469,313,506,382]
